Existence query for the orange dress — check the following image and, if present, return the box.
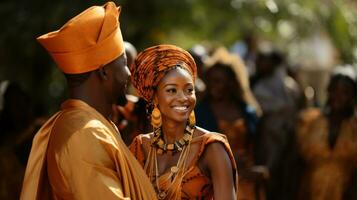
[297,108,357,200]
[130,132,238,199]
[218,119,261,200]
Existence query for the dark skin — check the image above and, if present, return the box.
[142,68,236,199]
[326,77,355,148]
[206,66,243,122]
[206,65,263,180]
[67,53,130,119]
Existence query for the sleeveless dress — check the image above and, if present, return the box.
[130,132,238,199]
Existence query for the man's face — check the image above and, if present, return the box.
[105,53,131,106]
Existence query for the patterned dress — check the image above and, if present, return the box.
[130,132,238,200]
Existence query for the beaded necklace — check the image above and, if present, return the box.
[144,125,195,199]
[151,125,195,155]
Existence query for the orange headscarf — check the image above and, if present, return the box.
[130,44,197,102]
[37,1,124,74]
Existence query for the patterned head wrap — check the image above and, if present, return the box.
[130,44,197,102]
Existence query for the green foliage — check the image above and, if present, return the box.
[0,0,356,114]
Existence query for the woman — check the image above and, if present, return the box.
[195,47,266,200]
[297,66,357,200]
[129,44,238,200]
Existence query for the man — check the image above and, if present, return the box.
[112,41,141,144]
[20,2,157,199]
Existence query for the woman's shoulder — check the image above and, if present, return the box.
[193,126,227,141]
[296,108,326,141]
[132,132,154,143]
[192,127,237,176]
[298,107,324,124]
[129,132,154,166]
[192,127,231,153]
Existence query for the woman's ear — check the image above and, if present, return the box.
[153,95,159,106]
[97,66,108,80]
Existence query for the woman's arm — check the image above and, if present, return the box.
[202,142,237,200]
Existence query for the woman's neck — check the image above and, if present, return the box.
[161,119,187,143]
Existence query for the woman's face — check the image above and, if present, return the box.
[206,67,230,100]
[328,78,355,113]
[155,68,196,124]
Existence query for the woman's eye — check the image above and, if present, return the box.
[166,88,176,93]
[187,88,194,94]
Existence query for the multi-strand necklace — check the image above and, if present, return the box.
[151,125,195,155]
[144,125,195,199]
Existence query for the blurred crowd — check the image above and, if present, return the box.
[1,37,357,200]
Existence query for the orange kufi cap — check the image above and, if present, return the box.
[37,2,124,74]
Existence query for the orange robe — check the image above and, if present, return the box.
[20,99,157,200]
[297,108,357,200]
[130,132,238,200]
[218,119,261,200]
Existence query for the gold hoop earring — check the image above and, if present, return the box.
[189,111,196,127]
[151,106,162,129]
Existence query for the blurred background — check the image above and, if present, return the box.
[0,0,356,113]
[0,0,357,199]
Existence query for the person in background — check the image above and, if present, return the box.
[0,81,45,200]
[296,65,357,200]
[188,44,209,101]
[20,2,157,199]
[251,49,303,200]
[124,41,138,68]
[196,47,266,200]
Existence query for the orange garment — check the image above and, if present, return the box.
[219,119,249,158]
[297,108,357,200]
[218,119,259,200]
[20,99,157,200]
[130,132,238,200]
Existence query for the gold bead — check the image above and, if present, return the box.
[171,166,179,173]
[158,191,166,199]
[167,143,174,150]
[157,149,163,155]
[157,139,164,145]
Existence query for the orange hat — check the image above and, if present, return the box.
[37,2,124,74]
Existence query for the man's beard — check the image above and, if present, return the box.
[115,81,128,106]
[116,93,128,106]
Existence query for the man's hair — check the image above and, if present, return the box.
[64,71,93,88]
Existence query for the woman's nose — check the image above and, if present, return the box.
[177,90,188,101]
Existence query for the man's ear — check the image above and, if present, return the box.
[97,66,108,80]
